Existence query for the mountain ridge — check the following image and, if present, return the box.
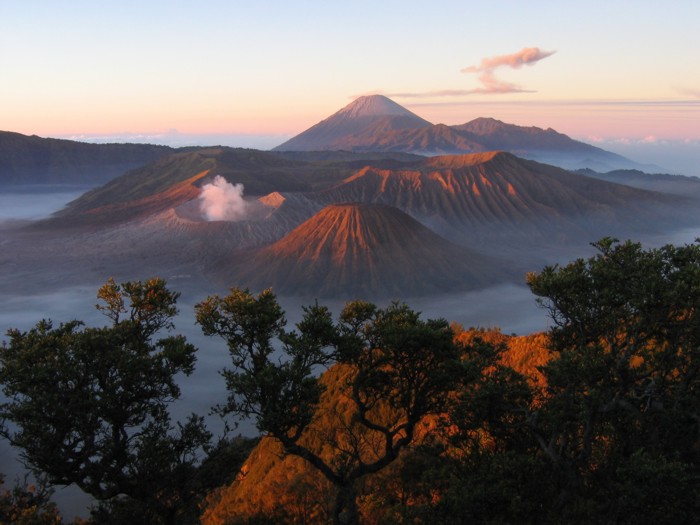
[0,130,177,185]
[273,96,648,172]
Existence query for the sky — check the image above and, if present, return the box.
[1,0,699,174]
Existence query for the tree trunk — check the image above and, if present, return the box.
[333,483,359,525]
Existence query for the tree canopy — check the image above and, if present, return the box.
[0,278,211,524]
[4,238,700,524]
[196,289,471,525]
[525,238,700,521]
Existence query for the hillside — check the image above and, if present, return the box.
[451,117,634,169]
[46,147,356,227]
[0,130,175,185]
[309,151,689,247]
[576,167,700,197]
[22,147,698,300]
[220,203,508,297]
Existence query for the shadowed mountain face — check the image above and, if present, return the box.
[44,148,361,228]
[224,203,508,298]
[23,145,699,299]
[273,95,432,152]
[309,152,686,247]
[0,130,176,185]
[273,96,646,172]
[451,118,631,169]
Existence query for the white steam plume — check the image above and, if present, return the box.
[199,175,249,221]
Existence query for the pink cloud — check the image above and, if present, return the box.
[356,47,555,100]
[468,71,533,94]
[461,47,555,94]
[462,47,556,73]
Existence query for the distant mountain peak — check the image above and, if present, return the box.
[273,95,431,152]
[273,96,643,171]
[335,95,426,120]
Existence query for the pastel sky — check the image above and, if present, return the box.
[1,0,699,172]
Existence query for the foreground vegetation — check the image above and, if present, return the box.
[1,238,700,524]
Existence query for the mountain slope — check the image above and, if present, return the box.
[0,130,175,185]
[44,147,353,227]
[310,152,689,246]
[273,95,431,152]
[225,203,507,298]
[451,118,635,169]
[273,96,645,171]
[335,123,484,155]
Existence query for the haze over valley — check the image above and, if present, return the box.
[2,2,700,518]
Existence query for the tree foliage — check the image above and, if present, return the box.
[196,289,470,525]
[0,278,211,524]
[0,474,63,525]
[526,238,700,520]
[5,238,700,524]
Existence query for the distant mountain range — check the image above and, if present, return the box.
[274,95,656,172]
[0,95,667,188]
[6,95,698,298]
[0,130,177,185]
[35,145,696,298]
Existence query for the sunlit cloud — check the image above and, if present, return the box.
[367,47,555,99]
[462,47,556,73]
[461,47,556,94]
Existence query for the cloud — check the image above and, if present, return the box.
[461,47,556,95]
[198,175,250,221]
[462,47,556,73]
[373,47,555,99]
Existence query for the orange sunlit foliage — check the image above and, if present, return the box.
[200,327,553,524]
[453,325,553,388]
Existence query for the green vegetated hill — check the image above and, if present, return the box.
[0,130,176,185]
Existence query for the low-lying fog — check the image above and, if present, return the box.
[0,186,698,519]
[0,185,95,222]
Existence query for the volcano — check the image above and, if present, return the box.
[307,151,685,248]
[273,95,432,152]
[225,203,507,298]
[274,96,646,171]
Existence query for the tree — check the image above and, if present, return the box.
[195,288,469,525]
[0,474,63,525]
[526,238,700,520]
[0,278,211,524]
